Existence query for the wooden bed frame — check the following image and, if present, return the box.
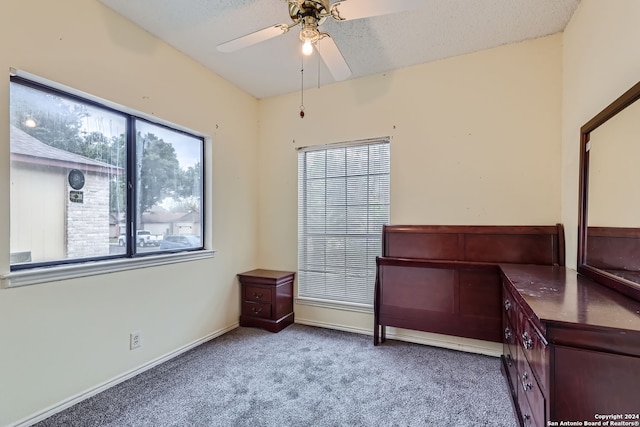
[585,226,640,283]
[373,224,565,345]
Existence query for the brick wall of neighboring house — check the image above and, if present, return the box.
[66,171,111,258]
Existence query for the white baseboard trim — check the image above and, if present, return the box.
[12,322,239,427]
[295,318,502,358]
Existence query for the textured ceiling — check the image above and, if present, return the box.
[99,0,580,99]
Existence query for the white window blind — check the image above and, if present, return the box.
[297,139,390,306]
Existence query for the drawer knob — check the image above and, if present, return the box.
[521,372,532,392]
[251,306,263,314]
[252,292,263,299]
[504,299,511,311]
[522,331,534,349]
[504,327,512,341]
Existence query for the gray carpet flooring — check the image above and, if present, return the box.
[36,324,518,427]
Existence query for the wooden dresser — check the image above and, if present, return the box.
[238,269,295,333]
[500,264,640,426]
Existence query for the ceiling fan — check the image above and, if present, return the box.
[217,0,422,82]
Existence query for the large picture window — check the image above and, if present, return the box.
[9,76,204,270]
[297,139,390,306]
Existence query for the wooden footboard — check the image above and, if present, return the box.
[373,224,565,345]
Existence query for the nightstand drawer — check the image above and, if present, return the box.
[244,285,272,303]
[242,301,271,319]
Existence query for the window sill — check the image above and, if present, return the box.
[295,297,373,314]
[1,250,216,289]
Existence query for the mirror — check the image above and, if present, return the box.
[578,80,640,302]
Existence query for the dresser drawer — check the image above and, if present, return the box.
[503,284,517,325]
[517,385,540,427]
[520,316,548,390]
[503,316,519,394]
[243,285,273,303]
[518,354,545,427]
[242,301,272,319]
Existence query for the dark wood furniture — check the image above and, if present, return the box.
[238,269,294,333]
[516,78,640,427]
[578,79,640,302]
[373,224,565,345]
[373,223,640,425]
[585,226,640,284]
[500,264,640,426]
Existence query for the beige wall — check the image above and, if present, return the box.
[3,0,640,425]
[561,0,640,268]
[587,99,640,227]
[257,35,562,349]
[0,1,259,426]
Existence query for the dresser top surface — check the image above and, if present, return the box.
[500,264,640,333]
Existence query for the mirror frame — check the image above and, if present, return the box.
[578,80,640,302]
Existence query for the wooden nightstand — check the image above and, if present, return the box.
[238,269,295,333]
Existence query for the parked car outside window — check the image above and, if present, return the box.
[118,230,162,247]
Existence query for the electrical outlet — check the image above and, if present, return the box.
[130,331,141,350]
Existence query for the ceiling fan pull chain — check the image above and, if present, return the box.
[300,57,305,118]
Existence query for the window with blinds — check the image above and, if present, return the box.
[297,139,390,306]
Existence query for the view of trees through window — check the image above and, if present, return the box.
[9,78,204,268]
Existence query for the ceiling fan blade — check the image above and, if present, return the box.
[317,35,351,81]
[331,0,422,21]
[217,24,289,53]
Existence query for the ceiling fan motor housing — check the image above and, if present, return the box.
[289,0,330,26]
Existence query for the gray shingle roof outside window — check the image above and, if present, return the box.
[10,125,120,170]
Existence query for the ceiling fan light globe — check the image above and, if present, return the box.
[302,40,314,56]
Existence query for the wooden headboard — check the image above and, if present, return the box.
[585,226,640,284]
[586,226,640,271]
[374,224,565,345]
[382,224,565,266]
